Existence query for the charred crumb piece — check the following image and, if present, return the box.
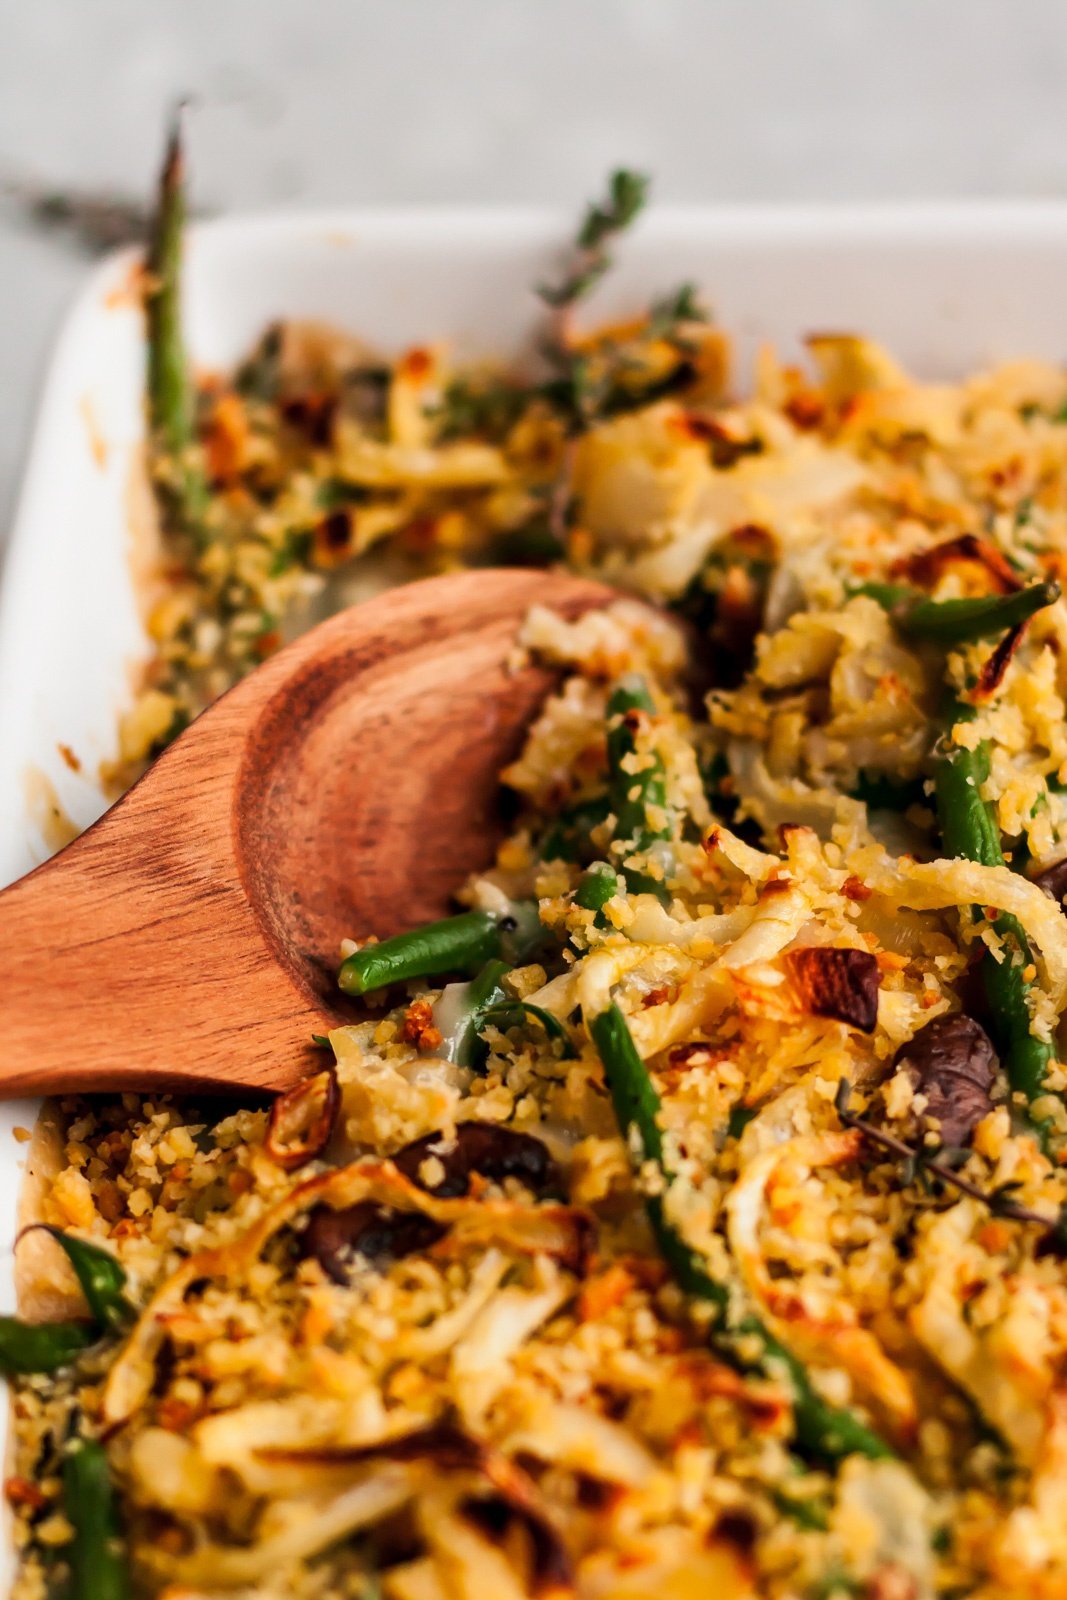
[391,1124,560,1199]
[300,1201,446,1283]
[459,1491,574,1595]
[897,532,1021,595]
[785,946,881,1033]
[971,619,1028,701]
[893,1014,998,1148]
[279,390,338,446]
[714,1509,760,1554]
[399,997,444,1053]
[1031,855,1067,915]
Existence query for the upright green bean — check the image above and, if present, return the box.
[33,1227,133,1333]
[589,1003,891,1464]
[63,1440,130,1600]
[538,795,611,864]
[934,704,1056,1129]
[442,959,511,1069]
[606,678,673,901]
[574,862,620,927]
[146,107,209,541]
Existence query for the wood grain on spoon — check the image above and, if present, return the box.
[0,570,614,1096]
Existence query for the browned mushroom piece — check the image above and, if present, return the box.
[892,1014,998,1148]
[301,1201,446,1282]
[299,1125,559,1282]
[785,946,881,1033]
[1031,856,1067,915]
[390,1124,560,1198]
[264,1065,340,1171]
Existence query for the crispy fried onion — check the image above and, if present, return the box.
[190,1395,431,1495]
[725,1130,917,1440]
[156,1468,419,1590]
[702,822,781,883]
[574,1527,754,1598]
[272,1426,573,1599]
[163,1424,573,1596]
[613,884,814,1058]
[103,1160,594,1427]
[860,850,1067,1009]
[785,946,881,1032]
[264,1064,340,1170]
[451,1259,573,1420]
[503,1400,658,1490]
[896,532,1021,595]
[910,1200,1054,1467]
[989,1391,1067,1594]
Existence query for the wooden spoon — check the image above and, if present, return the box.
[0,569,614,1096]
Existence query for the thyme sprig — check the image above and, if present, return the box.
[647,281,710,346]
[834,1079,1067,1254]
[539,169,649,309]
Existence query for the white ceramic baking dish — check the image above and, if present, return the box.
[4,200,1067,1587]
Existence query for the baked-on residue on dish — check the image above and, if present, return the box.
[9,135,1067,1599]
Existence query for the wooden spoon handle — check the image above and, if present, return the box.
[0,754,327,1096]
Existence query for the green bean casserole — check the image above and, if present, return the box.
[10,134,1067,1600]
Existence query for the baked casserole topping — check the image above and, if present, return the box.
[11,144,1067,1600]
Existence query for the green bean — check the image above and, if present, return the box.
[146,108,209,541]
[339,909,532,996]
[63,1439,129,1600]
[31,1227,133,1333]
[442,962,574,1067]
[0,1318,94,1378]
[479,999,573,1055]
[606,677,672,901]
[0,1231,133,1378]
[447,959,511,1069]
[538,795,610,864]
[726,1103,758,1140]
[849,581,917,611]
[849,771,927,811]
[854,579,1060,644]
[934,703,1056,1129]
[484,516,566,569]
[574,862,620,927]
[608,678,669,844]
[589,1003,891,1464]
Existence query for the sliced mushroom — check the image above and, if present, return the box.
[391,1125,560,1199]
[785,945,880,1033]
[301,1201,446,1283]
[300,1128,560,1282]
[893,1014,998,1148]
[265,1065,340,1171]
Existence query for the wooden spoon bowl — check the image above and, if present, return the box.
[0,570,614,1096]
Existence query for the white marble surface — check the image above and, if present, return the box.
[2,0,1067,536]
